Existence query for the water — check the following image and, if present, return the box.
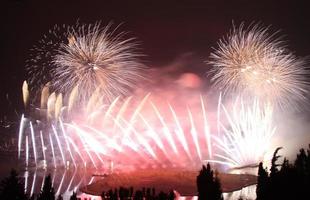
[21,168,104,199]
[224,184,256,200]
[21,169,256,200]
[0,155,256,200]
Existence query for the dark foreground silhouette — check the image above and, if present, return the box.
[100,187,175,200]
[0,144,309,199]
[0,166,223,200]
[197,163,223,200]
[256,145,310,200]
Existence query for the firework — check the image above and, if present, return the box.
[20,22,287,171]
[40,83,50,109]
[22,81,29,108]
[47,92,56,120]
[22,168,92,196]
[17,94,215,169]
[27,22,146,106]
[17,88,279,171]
[209,98,276,168]
[67,85,79,113]
[26,24,75,89]
[209,23,309,109]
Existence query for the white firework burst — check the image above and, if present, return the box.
[209,98,276,169]
[209,23,309,110]
[27,22,147,105]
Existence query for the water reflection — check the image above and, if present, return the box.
[224,184,256,200]
[22,168,104,199]
[176,186,256,200]
[22,168,256,200]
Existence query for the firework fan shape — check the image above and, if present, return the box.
[209,23,309,110]
[209,98,276,169]
[27,22,146,106]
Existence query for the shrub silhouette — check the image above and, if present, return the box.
[256,145,310,200]
[0,169,28,200]
[37,174,55,200]
[197,163,223,200]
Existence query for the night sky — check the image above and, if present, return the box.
[1,0,310,128]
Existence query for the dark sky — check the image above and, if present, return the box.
[0,0,310,125]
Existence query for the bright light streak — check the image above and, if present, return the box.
[40,170,46,191]
[151,102,178,154]
[60,120,76,168]
[52,125,66,166]
[56,170,66,196]
[40,131,46,165]
[49,134,57,168]
[24,171,28,193]
[29,121,37,166]
[30,170,37,197]
[18,114,25,159]
[139,113,167,156]
[188,107,202,160]
[66,168,77,192]
[200,95,212,159]
[70,124,98,169]
[169,104,192,160]
[25,136,29,167]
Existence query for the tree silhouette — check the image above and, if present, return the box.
[213,176,223,200]
[256,162,269,200]
[294,146,310,199]
[133,190,143,200]
[167,190,175,200]
[270,147,282,178]
[37,174,55,200]
[197,163,223,200]
[119,187,130,200]
[0,169,28,200]
[256,145,310,200]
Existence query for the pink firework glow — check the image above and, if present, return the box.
[19,22,306,173]
[18,90,276,171]
[18,94,215,169]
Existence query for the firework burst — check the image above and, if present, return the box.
[17,93,214,170]
[209,98,276,169]
[27,22,146,105]
[209,23,309,109]
[26,24,76,88]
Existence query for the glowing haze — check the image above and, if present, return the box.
[17,22,309,172]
